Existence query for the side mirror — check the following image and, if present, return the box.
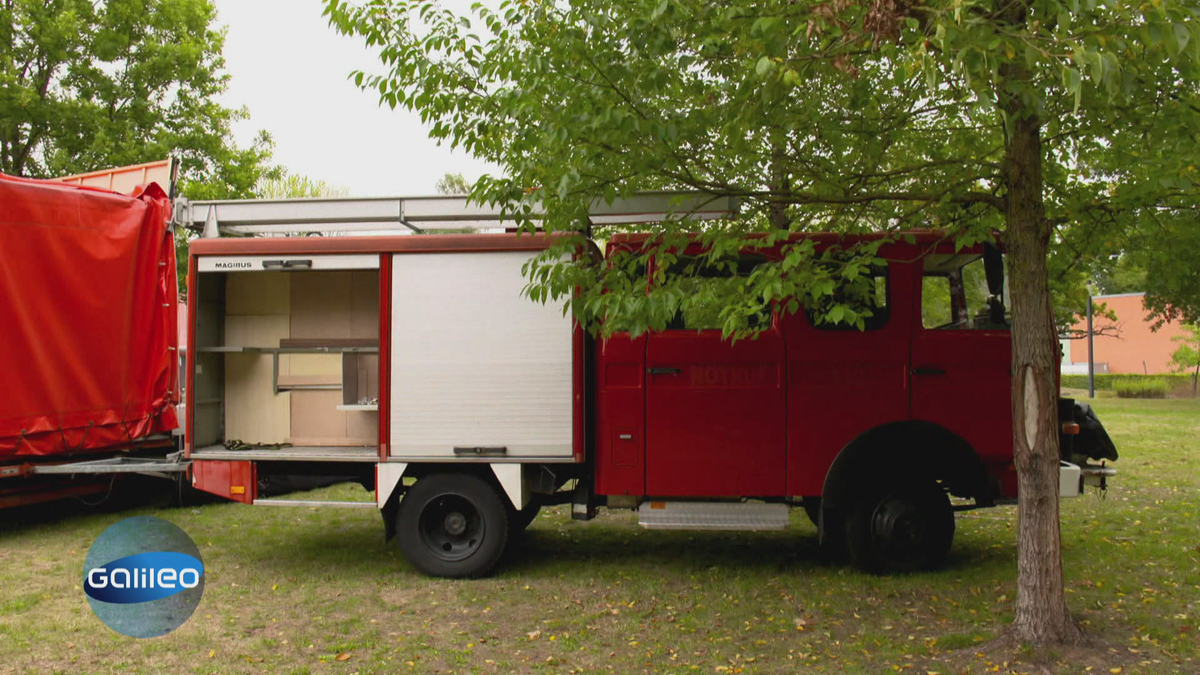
[983,243,1004,298]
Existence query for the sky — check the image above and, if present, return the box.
[212,0,494,197]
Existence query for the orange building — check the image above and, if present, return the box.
[1068,292,1188,374]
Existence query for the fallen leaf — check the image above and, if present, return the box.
[336,653,352,661]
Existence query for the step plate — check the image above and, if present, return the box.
[637,502,790,531]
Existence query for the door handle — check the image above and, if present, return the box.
[647,367,682,375]
[911,367,946,376]
[262,259,313,270]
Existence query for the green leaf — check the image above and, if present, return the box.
[751,17,779,35]
[755,55,774,77]
[1173,22,1190,53]
[828,304,845,324]
[1069,67,1082,113]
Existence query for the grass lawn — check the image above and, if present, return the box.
[1,398,1197,674]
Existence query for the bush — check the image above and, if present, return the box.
[1113,378,1170,398]
[1060,373,1193,392]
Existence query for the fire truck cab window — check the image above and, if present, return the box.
[805,266,890,331]
[921,253,1009,330]
[601,252,650,334]
[665,254,770,331]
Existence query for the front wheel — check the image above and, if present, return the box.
[845,479,954,574]
[396,473,510,578]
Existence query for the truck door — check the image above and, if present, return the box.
[910,252,1012,472]
[644,255,787,497]
[783,260,915,497]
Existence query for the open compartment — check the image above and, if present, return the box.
[190,256,381,462]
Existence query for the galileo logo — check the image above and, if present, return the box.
[83,516,205,638]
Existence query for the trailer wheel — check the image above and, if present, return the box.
[396,473,509,578]
[845,480,954,574]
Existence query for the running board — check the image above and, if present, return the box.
[638,502,790,531]
[252,499,376,509]
[29,456,188,477]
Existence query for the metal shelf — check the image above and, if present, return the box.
[190,444,379,463]
[193,346,378,395]
[195,346,377,354]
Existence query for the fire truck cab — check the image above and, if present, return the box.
[178,194,1116,578]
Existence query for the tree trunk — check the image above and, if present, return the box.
[768,143,790,231]
[1001,68,1084,646]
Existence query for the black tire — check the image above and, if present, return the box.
[509,500,542,534]
[845,479,954,574]
[802,497,822,527]
[396,473,510,578]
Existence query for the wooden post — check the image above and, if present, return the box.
[1086,295,1095,399]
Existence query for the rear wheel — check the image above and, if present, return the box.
[396,473,509,578]
[845,479,954,574]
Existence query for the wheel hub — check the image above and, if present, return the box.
[444,512,467,536]
[417,494,485,562]
[872,496,925,555]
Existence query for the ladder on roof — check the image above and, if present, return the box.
[171,192,739,238]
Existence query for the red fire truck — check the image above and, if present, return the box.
[176,194,1116,577]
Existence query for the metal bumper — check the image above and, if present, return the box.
[1059,461,1117,498]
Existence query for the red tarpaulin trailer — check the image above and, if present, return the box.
[0,172,179,459]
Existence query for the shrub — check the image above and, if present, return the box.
[1113,378,1170,398]
[1060,373,1192,392]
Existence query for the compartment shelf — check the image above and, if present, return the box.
[196,346,378,354]
[336,404,379,412]
[190,444,379,463]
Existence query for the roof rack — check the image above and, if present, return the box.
[172,192,740,238]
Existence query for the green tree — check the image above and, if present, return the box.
[1170,324,1200,395]
[257,172,350,199]
[0,0,277,198]
[435,171,472,195]
[1093,254,1147,296]
[1124,212,1200,329]
[327,0,1200,643]
[1072,211,1200,333]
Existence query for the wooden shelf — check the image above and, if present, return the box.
[278,373,341,387]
